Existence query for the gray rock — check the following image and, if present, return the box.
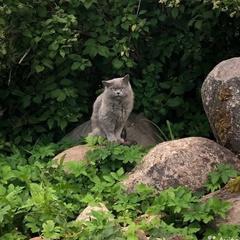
[65,114,161,148]
[201,57,240,154]
[122,137,240,192]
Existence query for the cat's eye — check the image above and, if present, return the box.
[111,87,124,91]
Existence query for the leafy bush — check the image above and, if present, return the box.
[1,0,240,145]
[204,164,240,192]
[0,139,237,239]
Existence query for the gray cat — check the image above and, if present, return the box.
[88,74,134,143]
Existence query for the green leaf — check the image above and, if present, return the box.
[117,167,124,177]
[83,38,97,58]
[42,58,54,70]
[59,50,65,58]
[171,8,178,19]
[34,36,42,43]
[37,6,47,17]
[22,130,32,142]
[57,91,66,102]
[23,95,31,108]
[166,97,182,107]
[121,21,130,31]
[172,85,185,95]
[84,0,93,9]
[49,51,57,59]
[112,58,124,69]
[60,79,73,86]
[221,173,229,184]
[98,36,111,43]
[98,46,110,58]
[44,19,53,26]
[0,18,5,25]
[45,83,57,91]
[94,19,104,26]
[51,89,63,99]
[80,194,95,204]
[35,125,46,133]
[209,171,220,185]
[159,81,171,89]
[139,10,147,15]
[43,220,55,232]
[47,118,54,129]
[0,185,6,195]
[83,45,97,58]
[203,11,213,19]
[35,65,45,73]
[50,42,59,51]
[71,62,81,70]
[225,169,239,177]
[59,119,67,130]
[195,20,202,30]
[103,175,114,183]
[12,89,23,97]
[42,220,61,238]
[110,172,119,180]
[22,30,32,38]
[217,164,231,171]
[57,18,68,24]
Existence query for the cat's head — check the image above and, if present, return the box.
[102,74,131,98]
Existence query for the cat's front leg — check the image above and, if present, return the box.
[105,132,118,142]
[88,127,103,138]
[115,125,125,143]
[101,122,118,142]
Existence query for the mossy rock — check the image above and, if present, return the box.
[201,57,240,154]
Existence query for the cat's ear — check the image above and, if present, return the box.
[122,74,130,84]
[102,80,111,88]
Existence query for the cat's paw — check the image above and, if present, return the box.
[120,139,137,146]
[117,138,125,144]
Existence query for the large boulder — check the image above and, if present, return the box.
[122,137,240,192]
[201,57,240,154]
[64,114,161,148]
[53,145,92,170]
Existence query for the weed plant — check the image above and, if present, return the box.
[0,138,239,239]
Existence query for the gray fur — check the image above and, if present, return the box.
[88,74,134,143]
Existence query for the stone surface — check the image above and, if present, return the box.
[53,145,92,170]
[65,114,161,148]
[201,57,240,154]
[76,203,111,222]
[200,188,240,227]
[122,137,240,192]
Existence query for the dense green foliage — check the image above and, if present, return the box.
[1,139,239,239]
[1,0,240,145]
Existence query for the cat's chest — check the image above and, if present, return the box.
[110,101,125,111]
[101,99,129,116]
